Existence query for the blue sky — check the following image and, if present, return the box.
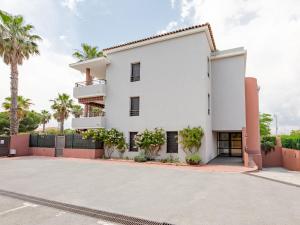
[27,0,181,55]
[1,0,300,133]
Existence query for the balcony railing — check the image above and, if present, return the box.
[72,116,105,130]
[73,79,106,99]
[75,79,106,87]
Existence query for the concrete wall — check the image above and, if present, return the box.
[105,31,213,163]
[72,116,105,129]
[211,54,246,131]
[73,83,106,99]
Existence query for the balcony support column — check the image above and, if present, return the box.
[83,68,93,117]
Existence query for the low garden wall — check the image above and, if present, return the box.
[7,134,103,159]
[63,148,104,159]
[261,146,283,167]
[282,148,300,171]
[262,137,300,171]
[29,147,55,157]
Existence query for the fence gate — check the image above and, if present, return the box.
[0,136,10,157]
[55,136,65,157]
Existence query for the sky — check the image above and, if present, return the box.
[0,0,300,133]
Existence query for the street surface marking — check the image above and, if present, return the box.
[0,202,37,216]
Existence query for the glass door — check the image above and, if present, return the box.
[217,132,242,157]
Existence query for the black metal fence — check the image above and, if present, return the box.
[65,134,103,149]
[29,134,103,149]
[0,136,10,156]
[29,134,56,148]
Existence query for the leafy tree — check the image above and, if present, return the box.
[71,104,83,118]
[2,96,32,121]
[19,111,41,133]
[260,113,273,136]
[40,110,51,133]
[0,10,41,134]
[134,128,166,159]
[50,93,73,134]
[0,110,41,134]
[72,43,103,61]
[0,112,10,135]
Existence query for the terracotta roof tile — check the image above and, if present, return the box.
[103,23,216,52]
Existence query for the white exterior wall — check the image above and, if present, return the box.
[211,54,246,131]
[104,32,214,163]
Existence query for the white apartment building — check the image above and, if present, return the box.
[70,23,260,163]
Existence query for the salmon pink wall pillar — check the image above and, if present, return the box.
[245,77,262,169]
[10,134,30,156]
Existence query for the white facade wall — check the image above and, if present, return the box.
[211,54,246,131]
[104,32,214,163]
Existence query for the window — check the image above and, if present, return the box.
[130,97,140,116]
[208,93,211,115]
[167,131,178,153]
[207,57,210,78]
[129,132,138,152]
[131,63,140,82]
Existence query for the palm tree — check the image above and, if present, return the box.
[2,96,32,122]
[40,110,51,133]
[0,10,41,135]
[71,104,83,118]
[72,43,103,61]
[50,93,73,134]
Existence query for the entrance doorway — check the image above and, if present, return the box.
[217,132,242,157]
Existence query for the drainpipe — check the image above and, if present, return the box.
[245,77,262,169]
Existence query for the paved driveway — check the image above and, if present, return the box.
[0,157,300,225]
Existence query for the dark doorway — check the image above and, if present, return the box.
[217,132,242,157]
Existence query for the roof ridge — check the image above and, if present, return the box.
[103,23,216,52]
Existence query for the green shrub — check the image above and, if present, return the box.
[261,136,276,154]
[281,135,300,150]
[83,128,128,158]
[185,154,201,165]
[134,128,166,159]
[160,154,180,163]
[134,153,147,163]
[178,126,204,154]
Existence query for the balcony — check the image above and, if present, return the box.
[72,116,105,130]
[73,79,106,99]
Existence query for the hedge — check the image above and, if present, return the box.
[261,136,276,153]
[281,135,300,150]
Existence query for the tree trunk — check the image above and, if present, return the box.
[10,62,19,135]
[42,123,46,133]
[60,116,64,135]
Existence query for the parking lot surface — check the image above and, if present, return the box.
[0,157,300,225]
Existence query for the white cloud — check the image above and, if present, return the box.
[59,35,67,40]
[61,0,84,14]
[162,0,300,134]
[157,21,178,34]
[170,0,176,9]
